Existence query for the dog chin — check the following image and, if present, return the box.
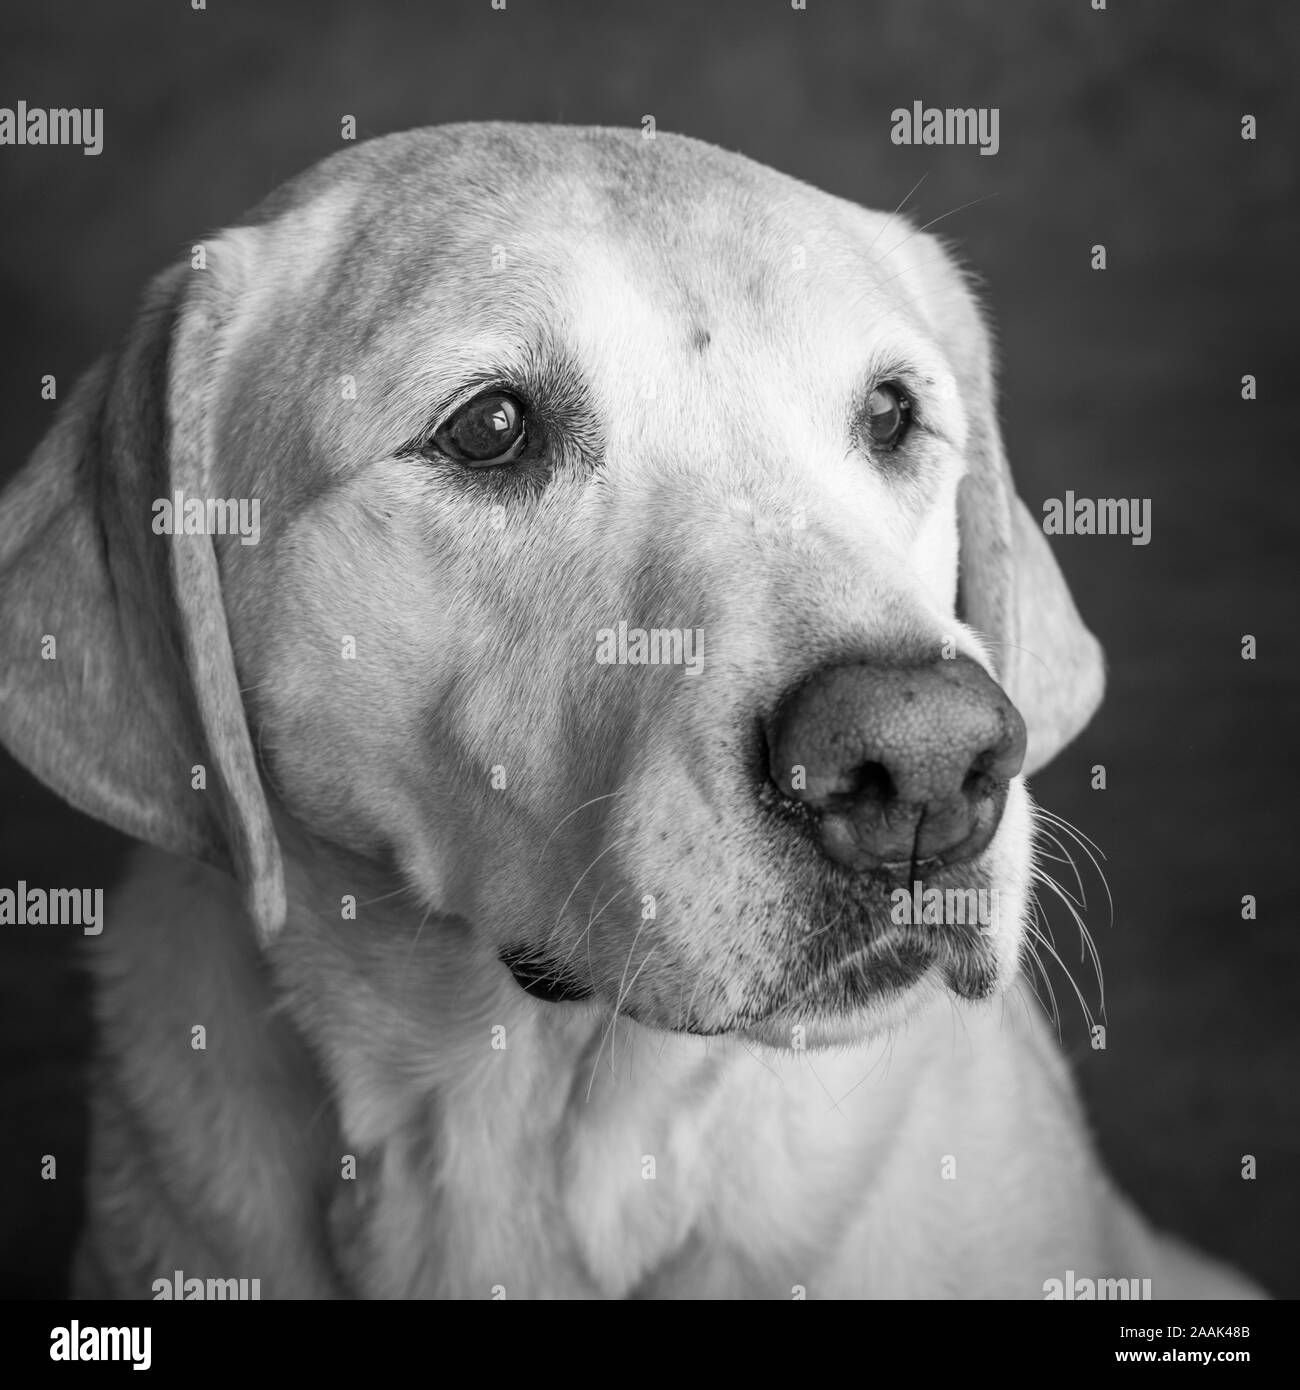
[672,929,1006,1048]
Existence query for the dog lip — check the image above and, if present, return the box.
[498,947,594,1004]
[762,913,1000,1024]
[735,941,935,1033]
[876,854,942,874]
[822,934,936,985]
[659,913,999,1036]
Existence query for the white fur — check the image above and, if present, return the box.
[0,125,1262,1299]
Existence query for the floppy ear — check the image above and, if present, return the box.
[0,243,285,938]
[956,428,1106,776]
[887,226,1105,775]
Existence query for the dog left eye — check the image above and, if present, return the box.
[865,383,912,451]
[432,391,530,467]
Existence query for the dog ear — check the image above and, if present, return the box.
[956,415,1106,777]
[884,225,1105,775]
[0,239,285,939]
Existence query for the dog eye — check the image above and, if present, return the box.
[432,391,530,467]
[865,383,912,451]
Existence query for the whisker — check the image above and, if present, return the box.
[1033,826,1087,912]
[1034,869,1106,1017]
[873,192,1000,268]
[551,837,625,941]
[553,882,626,972]
[1021,897,1061,1032]
[1025,917,1096,1034]
[357,882,423,909]
[1004,972,1041,1036]
[538,790,623,860]
[680,953,711,1035]
[1037,808,1114,931]
[405,901,435,961]
[586,930,656,1102]
[861,171,930,260]
[802,1055,845,1117]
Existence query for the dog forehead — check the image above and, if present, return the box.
[216,127,957,487]
[279,125,893,342]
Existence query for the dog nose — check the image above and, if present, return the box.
[766,656,1027,874]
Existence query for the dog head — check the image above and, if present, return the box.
[0,124,1103,1047]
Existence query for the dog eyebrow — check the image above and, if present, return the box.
[395,337,600,457]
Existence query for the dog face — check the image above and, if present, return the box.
[0,125,1103,1048]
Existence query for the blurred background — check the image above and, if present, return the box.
[0,0,1296,1297]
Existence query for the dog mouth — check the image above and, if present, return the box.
[679,857,1007,1034]
[768,850,1004,980]
[499,847,1006,1025]
[786,921,999,1012]
[498,946,595,1004]
[686,918,999,1039]
[500,916,997,1033]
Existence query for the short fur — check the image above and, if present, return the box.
[0,125,1259,1298]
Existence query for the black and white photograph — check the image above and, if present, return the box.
[0,0,1295,1355]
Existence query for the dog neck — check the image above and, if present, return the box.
[269,830,939,1299]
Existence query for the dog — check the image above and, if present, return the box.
[0,123,1262,1299]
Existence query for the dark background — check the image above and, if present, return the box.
[0,0,1296,1298]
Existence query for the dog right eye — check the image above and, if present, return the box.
[431,391,531,467]
[864,382,912,452]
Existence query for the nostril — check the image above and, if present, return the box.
[764,657,1025,866]
[831,759,894,810]
[962,749,999,799]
